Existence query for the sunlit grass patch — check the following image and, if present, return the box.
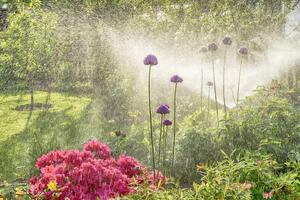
[0,91,90,143]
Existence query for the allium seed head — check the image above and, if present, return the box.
[208,43,218,52]
[223,36,232,45]
[143,54,158,65]
[200,47,208,53]
[207,81,214,86]
[239,47,248,55]
[170,75,183,83]
[163,119,172,126]
[156,104,170,114]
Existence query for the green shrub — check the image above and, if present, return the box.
[176,111,221,186]
[125,153,300,200]
[194,153,300,200]
[220,96,300,163]
[175,94,300,186]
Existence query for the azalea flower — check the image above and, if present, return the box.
[29,140,164,200]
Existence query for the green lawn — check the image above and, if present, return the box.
[0,91,91,143]
[0,91,95,180]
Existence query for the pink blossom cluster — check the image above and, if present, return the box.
[29,140,165,200]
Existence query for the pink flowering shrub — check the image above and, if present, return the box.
[29,140,165,200]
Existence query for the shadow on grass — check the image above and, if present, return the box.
[0,90,133,182]
[0,100,98,181]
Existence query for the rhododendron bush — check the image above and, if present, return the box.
[28,140,165,200]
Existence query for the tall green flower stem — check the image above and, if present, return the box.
[147,65,156,182]
[200,67,204,113]
[157,114,164,172]
[199,47,208,115]
[207,85,211,122]
[222,36,232,113]
[222,47,228,113]
[236,59,243,106]
[162,125,168,175]
[237,47,248,106]
[211,58,219,124]
[171,83,178,176]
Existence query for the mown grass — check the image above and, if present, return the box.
[0,91,94,180]
[0,91,90,143]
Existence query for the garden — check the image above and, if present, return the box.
[0,0,300,199]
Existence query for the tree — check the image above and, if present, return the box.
[0,8,58,108]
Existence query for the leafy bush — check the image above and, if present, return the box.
[125,154,300,200]
[175,111,221,186]
[123,186,194,200]
[175,93,300,186]
[220,96,300,163]
[0,181,29,200]
[194,153,300,200]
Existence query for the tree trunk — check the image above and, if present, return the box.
[30,88,34,110]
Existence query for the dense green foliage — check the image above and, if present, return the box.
[126,154,300,199]
[176,84,300,185]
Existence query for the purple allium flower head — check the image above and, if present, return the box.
[207,81,214,86]
[163,119,172,126]
[170,75,183,83]
[223,36,232,45]
[200,47,208,53]
[162,103,170,109]
[156,104,170,114]
[239,47,248,55]
[208,43,218,52]
[143,54,158,65]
